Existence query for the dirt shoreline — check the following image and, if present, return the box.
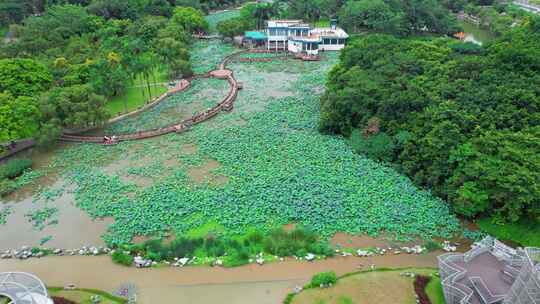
[0,252,441,303]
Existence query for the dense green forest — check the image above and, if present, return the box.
[217,0,462,38]
[319,11,540,225]
[0,1,224,145]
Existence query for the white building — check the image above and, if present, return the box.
[264,19,349,56]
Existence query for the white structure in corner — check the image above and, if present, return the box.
[265,19,349,56]
[0,272,54,304]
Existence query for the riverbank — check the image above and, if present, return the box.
[0,251,443,303]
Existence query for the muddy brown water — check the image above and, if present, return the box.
[0,251,441,304]
[0,180,113,249]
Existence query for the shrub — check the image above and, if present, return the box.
[144,251,161,262]
[264,227,321,257]
[167,237,203,258]
[310,271,337,288]
[350,129,395,162]
[0,158,33,179]
[424,240,442,252]
[449,41,485,55]
[0,179,16,197]
[112,251,134,266]
[204,237,226,257]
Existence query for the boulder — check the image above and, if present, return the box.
[356,249,372,257]
[178,258,189,266]
[305,253,316,261]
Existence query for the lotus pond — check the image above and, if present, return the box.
[0,40,461,248]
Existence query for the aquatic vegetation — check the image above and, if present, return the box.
[105,77,230,134]
[0,206,12,225]
[205,9,240,33]
[40,235,53,245]
[25,207,59,230]
[33,48,460,247]
[190,40,238,74]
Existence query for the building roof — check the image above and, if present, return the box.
[310,27,349,39]
[244,31,267,40]
[267,20,309,28]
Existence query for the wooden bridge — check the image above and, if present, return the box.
[59,52,244,144]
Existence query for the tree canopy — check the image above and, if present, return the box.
[0,0,211,145]
[320,18,540,223]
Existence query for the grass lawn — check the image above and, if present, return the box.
[313,20,331,27]
[290,268,444,304]
[426,276,446,304]
[106,85,167,116]
[105,69,168,116]
[477,217,540,247]
[48,287,127,304]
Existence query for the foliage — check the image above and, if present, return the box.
[462,228,486,241]
[281,0,460,36]
[263,228,334,257]
[0,206,12,225]
[0,158,33,179]
[448,41,485,55]
[21,38,459,247]
[350,129,395,162]
[477,217,540,247]
[320,19,540,223]
[124,227,332,266]
[0,179,16,197]
[0,93,40,142]
[217,17,248,38]
[39,84,109,129]
[106,77,230,134]
[0,59,52,97]
[25,207,59,230]
[339,0,405,34]
[205,9,240,33]
[111,251,134,266]
[310,271,337,287]
[0,1,210,143]
[170,6,208,33]
[425,275,446,304]
[424,240,442,252]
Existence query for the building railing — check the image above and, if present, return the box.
[438,253,475,304]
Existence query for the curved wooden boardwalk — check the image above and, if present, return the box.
[60,51,245,144]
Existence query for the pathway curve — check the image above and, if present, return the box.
[60,50,248,144]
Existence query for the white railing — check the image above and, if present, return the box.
[465,245,490,263]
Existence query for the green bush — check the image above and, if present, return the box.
[263,227,320,257]
[449,41,485,54]
[0,158,33,179]
[0,179,16,197]
[310,271,337,287]
[111,251,134,266]
[478,217,540,247]
[350,130,395,162]
[424,240,442,252]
